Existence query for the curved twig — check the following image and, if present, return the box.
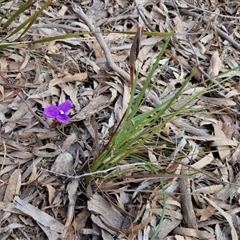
[72,4,130,82]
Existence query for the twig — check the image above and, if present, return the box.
[179,166,198,229]
[172,118,210,137]
[40,162,147,179]
[72,4,130,82]
[165,0,240,51]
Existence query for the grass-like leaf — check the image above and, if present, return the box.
[90,32,175,173]
[4,0,52,40]
[1,0,34,30]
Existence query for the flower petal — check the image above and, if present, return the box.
[58,100,73,113]
[43,105,59,118]
[56,114,70,123]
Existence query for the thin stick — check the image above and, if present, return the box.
[72,4,130,82]
[40,162,147,179]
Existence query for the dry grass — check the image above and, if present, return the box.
[0,0,240,239]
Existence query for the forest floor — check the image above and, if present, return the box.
[0,0,240,239]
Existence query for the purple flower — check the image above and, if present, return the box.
[43,100,73,123]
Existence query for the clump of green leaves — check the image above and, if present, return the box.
[90,32,199,176]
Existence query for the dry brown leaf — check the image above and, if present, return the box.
[62,179,79,239]
[22,160,41,185]
[94,40,104,60]
[200,33,214,44]
[13,196,64,236]
[88,193,124,234]
[21,157,43,183]
[0,165,18,177]
[72,95,112,121]
[61,83,81,111]
[45,184,56,205]
[212,123,232,159]
[0,85,4,100]
[33,143,61,158]
[173,15,186,40]
[99,210,152,235]
[151,208,183,220]
[5,103,29,133]
[215,223,227,240]
[221,115,235,139]
[202,195,238,239]
[71,209,90,232]
[229,144,240,165]
[9,151,34,160]
[28,87,60,99]
[20,52,30,70]
[195,206,216,222]
[0,58,36,72]
[3,169,21,202]
[211,139,236,147]
[191,153,215,169]
[183,87,205,95]
[210,51,222,76]
[173,227,215,239]
[194,185,223,195]
[199,96,236,106]
[62,133,77,151]
[156,219,181,239]
[132,180,157,200]
[58,5,68,16]
[96,54,127,64]
[216,172,240,201]
[148,149,157,163]
[0,223,25,234]
[0,201,22,215]
[0,156,14,166]
[112,36,164,51]
[49,72,88,87]
[51,152,74,174]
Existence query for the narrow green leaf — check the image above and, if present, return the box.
[5,0,52,40]
[2,0,34,29]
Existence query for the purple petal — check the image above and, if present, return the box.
[58,100,73,113]
[43,105,59,118]
[56,114,70,123]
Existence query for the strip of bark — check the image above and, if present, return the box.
[179,166,198,229]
